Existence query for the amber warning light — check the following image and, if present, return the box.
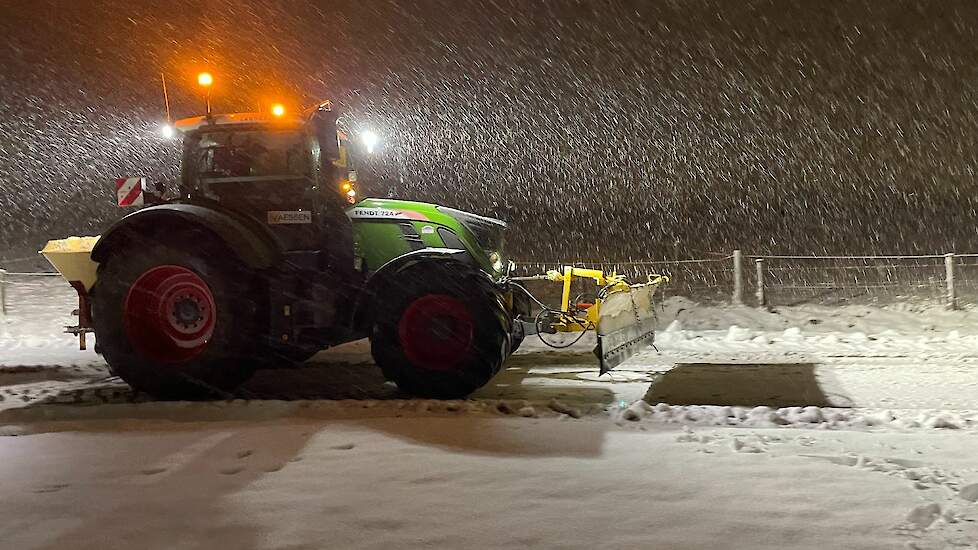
[197,72,214,87]
[341,182,357,204]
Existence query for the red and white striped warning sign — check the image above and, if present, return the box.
[115,177,145,207]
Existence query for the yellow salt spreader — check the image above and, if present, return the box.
[39,236,100,350]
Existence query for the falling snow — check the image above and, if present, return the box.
[4,1,978,266]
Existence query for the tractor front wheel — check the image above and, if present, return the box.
[370,263,510,399]
[92,239,260,399]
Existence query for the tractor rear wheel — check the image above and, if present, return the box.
[91,239,260,399]
[370,262,510,399]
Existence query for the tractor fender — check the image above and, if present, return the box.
[91,203,281,269]
[351,247,477,330]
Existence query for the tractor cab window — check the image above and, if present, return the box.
[189,129,312,182]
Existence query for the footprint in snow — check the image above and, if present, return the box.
[219,466,245,475]
[883,457,925,469]
[140,467,167,476]
[957,483,978,502]
[731,439,764,453]
[905,503,943,530]
[801,454,859,467]
[34,483,69,493]
[236,450,253,459]
[330,443,355,451]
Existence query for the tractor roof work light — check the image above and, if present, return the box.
[361,130,378,154]
[271,103,286,117]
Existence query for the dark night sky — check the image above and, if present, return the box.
[3,0,978,264]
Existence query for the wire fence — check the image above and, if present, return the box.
[751,255,947,306]
[4,250,978,319]
[515,251,978,308]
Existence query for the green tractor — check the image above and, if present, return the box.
[41,88,666,399]
[82,100,527,399]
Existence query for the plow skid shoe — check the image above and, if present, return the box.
[594,283,658,374]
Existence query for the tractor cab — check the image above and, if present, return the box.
[178,114,314,188]
[171,105,358,253]
[174,107,356,199]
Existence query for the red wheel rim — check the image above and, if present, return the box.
[398,294,474,371]
[123,265,217,364]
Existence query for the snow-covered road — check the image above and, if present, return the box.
[4,416,978,550]
[5,278,978,548]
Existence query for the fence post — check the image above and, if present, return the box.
[945,253,956,311]
[755,258,766,308]
[0,269,6,319]
[732,250,743,305]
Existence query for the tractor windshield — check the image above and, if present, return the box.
[189,128,312,183]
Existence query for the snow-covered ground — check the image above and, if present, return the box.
[7,418,978,550]
[4,277,978,548]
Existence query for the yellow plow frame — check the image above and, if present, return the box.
[515,266,669,373]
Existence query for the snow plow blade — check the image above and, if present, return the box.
[514,266,667,374]
[593,282,659,374]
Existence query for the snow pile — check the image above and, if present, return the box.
[659,319,687,342]
[724,325,753,342]
[780,327,804,342]
[616,400,978,432]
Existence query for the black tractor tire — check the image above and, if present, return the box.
[370,262,511,399]
[91,238,260,399]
